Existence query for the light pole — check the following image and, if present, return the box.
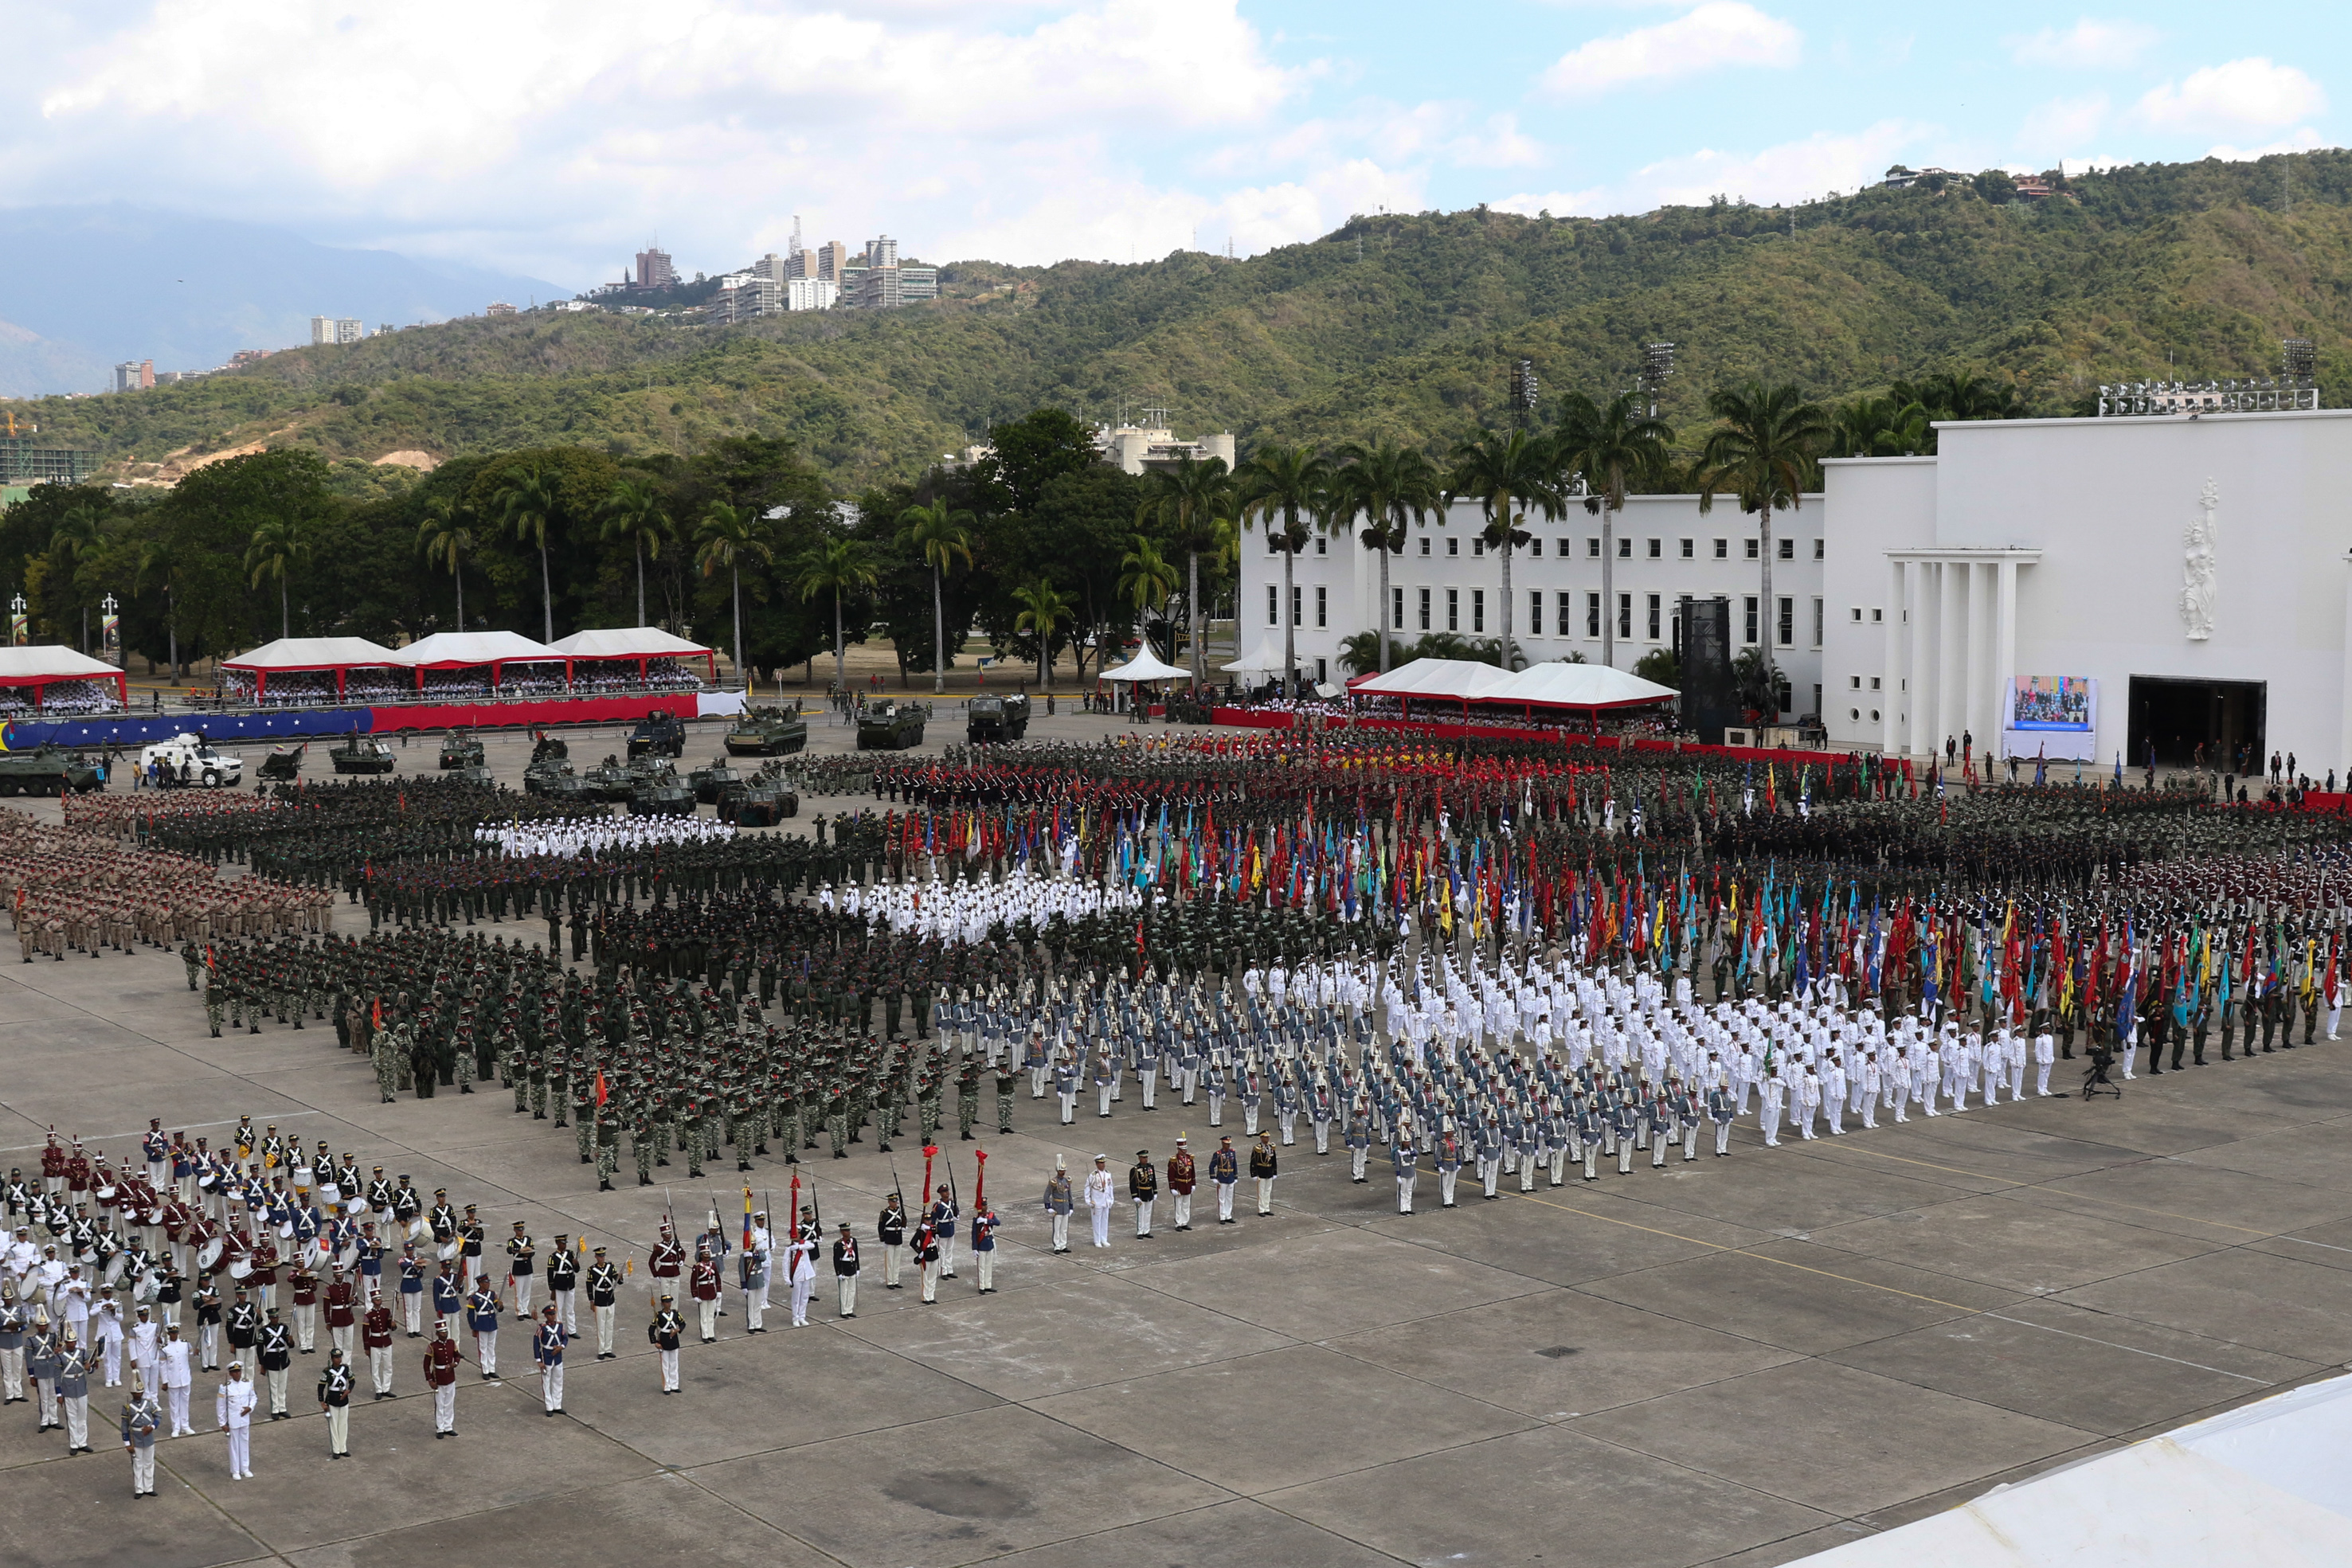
[6,593,24,647]
[100,592,119,667]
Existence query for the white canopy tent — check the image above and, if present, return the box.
[1222,635,1297,675]
[1096,649,1190,682]
[546,627,719,683]
[0,645,129,707]
[219,636,401,699]
[389,630,565,668]
[1794,1373,2352,1567]
[1481,663,1678,710]
[1348,658,1519,702]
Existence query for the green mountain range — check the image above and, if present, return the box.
[22,151,2352,492]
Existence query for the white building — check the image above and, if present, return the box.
[1101,423,1238,477]
[1821,407,2352,776]
[309,316,363,345]
[786,278,837,311]
[1236,492,1827,708]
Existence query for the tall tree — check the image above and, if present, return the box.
[1334,440,1442,675]
[1134,453,1231,689]
[1011,577,1074,690]
[597,475,672,629]
[791,534,879,691]
[695,502,773,686]
[495,463,562,643]
[1235,443,1332,698]
[897,500,976,695]
[49,503,108,655]
[1693,381,1832,704]
[1116,535,1179,659]
[1552,391,1674,669]
[1446,429,1559,673]
[414,496,477,631]
[244,515,313,641]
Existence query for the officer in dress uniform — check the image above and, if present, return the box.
[913,1212,943,1303]
[875,1195,908,1289]
[531,1305,567,1416]
[422,1323,460,1437]
[1391,1128,1419,1214]
[256,1307,294,1420]
[969,1202,1000,1294]
[1207,1136,1241,1224]
[121,1368,162,1496]
[1166,1136,1197,1231]
[546,1234,580,1335]
[648,1294,685,1394]
[1128,1150,1157,1238]
[586,1247,622,1359]
[1042,1156,1074,1253]
[504,1222,536,1320]
[831,1223,860,1317]
[362,1291,395,1399]
[216,1360,257,1479]
[315,1347,354,1457]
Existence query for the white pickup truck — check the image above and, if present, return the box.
[139,733,244,788]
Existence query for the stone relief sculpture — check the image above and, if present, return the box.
[2180,478,2217,641]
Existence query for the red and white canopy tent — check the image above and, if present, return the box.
[218,636,401,700]
[547,627,720,685]
[390,630,567,691]
[0,645,129,709]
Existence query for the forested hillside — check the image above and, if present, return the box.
[24,151,2352,491]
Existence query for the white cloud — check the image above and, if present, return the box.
[2206,128,2330,162]
[2136,58,2327,135]
[14,0,1335,278]
[1513,119,1925,215]
[2010,19,2159,69]
[2018,94,2109,154]
[1540,2,1800,95]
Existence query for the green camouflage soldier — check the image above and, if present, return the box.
[181,940,203,992]
[596,1111,620,1192]
[682,1099,706,1179]
[548,1054,569,1128]
[573,1082,596,1163]
[528,1053,550,1120]
[510,1046,531,1114]
[631,1112,656,1187]
[993,1057,1018,1135]
[956,1052,982,1141]
[205,981,226,1039]
[826,1081,849,1159]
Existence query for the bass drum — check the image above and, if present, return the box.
[437,1239,460,1262]
[101,1253,127,1288]
[131,1269,155,1304]
[196,1237,226,1275]
[226,1257,252,1281]
[345,1196,370,1216]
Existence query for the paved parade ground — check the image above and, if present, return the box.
[6,714,2352,1568]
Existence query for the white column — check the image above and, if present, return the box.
[1936,560,1963,761]
[1994,560,2018,763]
[2338,553,2352,780]
[1909,560,1935,760]
[1882,560,1906,755]
[1963,561,1986,760]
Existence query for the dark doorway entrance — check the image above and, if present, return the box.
[2127,677,2264,772]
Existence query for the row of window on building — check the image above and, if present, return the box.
[1272,533,1824,561]
[1265,583,1826,647]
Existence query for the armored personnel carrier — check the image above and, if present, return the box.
[437,730,485,770]
[0,745,104,796]
[626,708,687,760]
[327,732,396,776]
[855,701,929,752]
[723,706,808,757]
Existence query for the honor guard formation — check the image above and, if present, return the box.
[7,726,2352,1495]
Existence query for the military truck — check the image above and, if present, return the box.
[139,733,244,788]
[327,731,397,776]
[626,708,687,760]
[965,692,1030,744]
[723,706,808,757]
[0,745,104,796]
[855,700,929,752]
[687,757,740,805]
[437,730,485,770]
[255,743,306,784]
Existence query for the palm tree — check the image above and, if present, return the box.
[1235,443,1332,698]
[49,504,108,654]
[132,538,178,682]
[1693,381,1832,703]
[244,516,313,641]
[495,463,562,643]
[1830,393,1932,458]
[897,500,976,694]
[791,534,879,691]
[597,476,671,628]
[1553,391,1674,669]
[1011,577,1074,690]
[695,502,773,688]
[1446,429,1560,675]
[1134,453,1231,690]
[1334,440,1442,674]
[1117,535,1180,661]
[414,497,477,631]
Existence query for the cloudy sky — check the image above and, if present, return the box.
[4,1,2340,287]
